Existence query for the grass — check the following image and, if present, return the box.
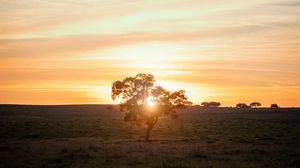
[0,105,299,168]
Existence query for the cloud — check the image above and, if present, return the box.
[1,0,300,106]
[2,19,298,59]
[267,1,300,7]
[0,31,207,58]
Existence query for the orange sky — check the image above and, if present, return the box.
[1,0,300,107]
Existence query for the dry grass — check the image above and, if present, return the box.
[0,105,299,168]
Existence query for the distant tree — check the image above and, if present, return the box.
[201,101,221,108]
[111,73,192,141]
[250,102,261,108]
[201,102,208,107]
[271,104,279,108]
[236,103,249,108]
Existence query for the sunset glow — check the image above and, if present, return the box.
[1,0,300,107]
[146,96,156,107]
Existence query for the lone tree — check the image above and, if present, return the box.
[250,102,261,108]
[201,101,221,108]
[271,104,279,108]
[236,103,249,108]
[111,73,192,141]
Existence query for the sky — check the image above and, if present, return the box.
[0,0,300,107]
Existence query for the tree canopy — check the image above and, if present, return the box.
[111,73,192,141]
[250,102,262,108]
[271,104,279,108]
[201,101,221,107]
[236,103,249,108]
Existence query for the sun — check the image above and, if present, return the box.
[146,96,156,106]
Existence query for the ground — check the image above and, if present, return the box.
[0,105,299,168]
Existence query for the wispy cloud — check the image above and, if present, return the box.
[0,0,300,106]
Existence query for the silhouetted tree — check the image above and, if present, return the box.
[111,73,192,141]
[271,104,279,108]
[201,101,221,107]
[236,103,249,108]
[250,102,261,108]
[201,102,208,107]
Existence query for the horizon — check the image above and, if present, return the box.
[1,0,300,106]
[0,103,299,108]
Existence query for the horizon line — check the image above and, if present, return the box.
[0,103,299,108]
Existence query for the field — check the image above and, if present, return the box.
[0,105,300,168]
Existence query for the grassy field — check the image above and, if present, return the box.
[0,105,299,168]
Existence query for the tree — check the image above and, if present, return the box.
[271,104,279,108]
[201,101,221,107]
[250,102,261,108]
[201,102,208,107]
[236,103,249,108]
[111,73,192,141]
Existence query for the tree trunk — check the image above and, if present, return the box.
[144,126,152,141]
[144,118,158,141]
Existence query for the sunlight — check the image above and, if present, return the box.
[87,43,185,62]
[146,96,156,106]
[154,80,216,105]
